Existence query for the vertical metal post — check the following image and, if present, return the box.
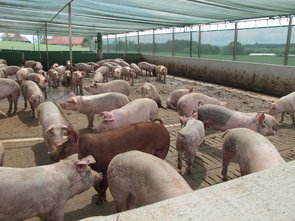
[233,22,238,61]
[115,35,118,52]
[198,25,201,58]
[37,31,40,52]
[152,29,155,54]
[137,31,140,53]
[33,35,35,51]
[45,22,49,70]
[172,28,175,56]
[284,16,293,65]
[190,31,193,57]
[125,33,128,53]
[68,2,73,67]
[107,35,109,52]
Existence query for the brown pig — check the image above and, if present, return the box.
[57,120,170,205]
[0,78,21,115]
[107,150,192,212]
[0,154,102,221]
[221,128,285,181]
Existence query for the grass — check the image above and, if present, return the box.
[0,41,89,51]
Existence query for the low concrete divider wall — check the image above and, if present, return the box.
[143,55,295,97]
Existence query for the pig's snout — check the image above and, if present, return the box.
[93,172,103,184]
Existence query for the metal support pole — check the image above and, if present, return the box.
[45,22,49,70]
[152,29,155,54]
[115,35,118,52]
[233,22,238,61]
[37,31,40,52]
[68,2,73,67]
[137,31,140,53]
[172,28,175,56]
[107,35,109,52]
[190,31,193,57]
[125,33,128,53]
[198,25,201,58]
[284,16,293,65]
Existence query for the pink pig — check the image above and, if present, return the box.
[177,92,228,117]
[84,80,131,96]
[60,92,130,129]
[0,154,102,221]
[0,78,21,115]
[37,101,68,160]
[195,104,274,136]
[166,88,193,110]
[96,98,158,132]
[108,150,192,212]
[176,115,205,174]
[222,128,285,181]
[269,91,295,124]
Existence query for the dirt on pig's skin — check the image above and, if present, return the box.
[1,74,294,221]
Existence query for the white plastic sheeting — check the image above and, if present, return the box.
[0,0,294,37]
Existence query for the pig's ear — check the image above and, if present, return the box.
[77,155,96,165]
[64,126,80,145]
[179,116,186,126]
[70,97,78,104]
[220,102,228,107]
[45,125,54,133]
[67,153,79,162]
[188,88,193,93]
[192,111,198,119]
[256,112,265,124]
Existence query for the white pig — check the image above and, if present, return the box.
[222,128,285,181]
[16,67,34,84]
[21,80,45,118]
[38,101,68,160]
[96,98,158,132]
[25,73,48,99]
[140,82,165,108]
[130,63,141,78]
[177,92,228,117]
[0,154,103,221]
[84,80,131,96]
[138,61,157,76]
[71,70,85,95]
[166,88,193,110]
[60,92,130,129]
[108,150,192,212]
[155,65,168,83]
[176,116,205,174]
[269,91,295,124]
[0,78,21,115]
[121,66,136,86]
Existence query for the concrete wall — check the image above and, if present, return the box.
[143,55,295,97]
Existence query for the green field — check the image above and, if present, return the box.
[0,41,89,51]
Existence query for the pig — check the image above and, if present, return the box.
[61,70,71,86]
[65,60,72,71]
[108,150,192,212]
[54,65,66,75]
[26,73,48,99]
[93,70,104,83]
[84,80,131,96]
[113,58,130,67]
[0,142,4,166]
[60,92,130,129]
[57,120,170,204]
[96,98,158,132]
[121,66,136,86]
[155,65,168,83]
[130,63,141,78]
[0,154,103,221]
[38,101,68,160]
[47,68,61,88]
[95,66,109,82]
[242,112,279,131]
[75,62,94,76]
[195,104,274,136]
[140,82,165,108]
[138,61,157,76]
[221,128,285,181]
[16,67,34,84]
[71,70,85,95]
[176,116,205,174]
[177,92,228,117]
[269,91,295,124]
[0,78,21,115]
[0,70,5,78]
[21,80,45,118]
[112,66,122,79]
[0,65,21,78]
[24,60,43,72]
[166,88,193,110]
[0,59,7,65]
